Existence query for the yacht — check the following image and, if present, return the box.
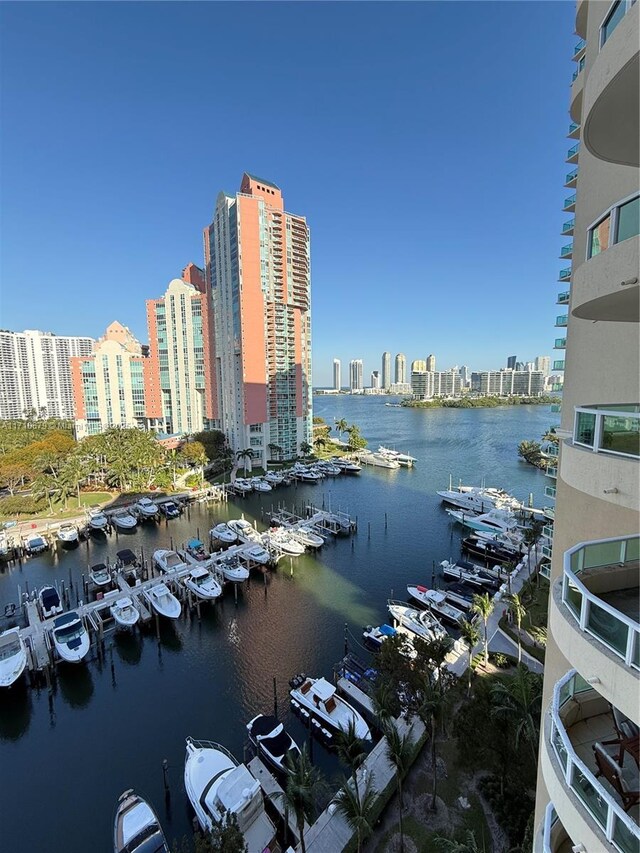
[250,477,272,493]
[113,789,169,853]
[358,451,401,469]
[334,457,362,474]
[116,548,139,570]
[184,567,223,601]
[315,462,341,476]
[215,554,250,583]
[445,507,519,535]
[387,600,448,641]
[264,471,284,486]
[144,583,181,619]
[441,583,475,612]
[57,523,79,545]
[210,523,237,545]
[184,738,276,852]
[289,676,371,740]
[88,508,109,531]
[89,563,111,587]
[158,501,180,519]
[378,446,416,467]
[242,544,271,565]
[406,585,465,626]
[233,478,254,494]
[290,526,324,549]
[362,623,397,648]
[0,628,27,688]
[52,612,90,663]
[437,481,522,512]
[135,497,158,520]
[462,534,521,564]
[266,531,305,556]
[39,585,63,619]
[110,597,140,629]
[246,714,301,774]
[24,534,48,555]
[292,465,322,483]
[440,559,499,589]
[153,549,189,574]
[228,518,261,544]
[112,509,137,531]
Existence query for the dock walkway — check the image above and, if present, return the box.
[247,757,309,840]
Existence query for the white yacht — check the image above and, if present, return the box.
[52,612,90,663]
[387,600,448,641]
[437,483,522,513]
[362,623,397,648]
[0,628,27,688]
[184,738,276,853]
[159,501,180,519]
[233,478,253,494]
[184,567,223,601]
[358,451,401,469]
[135,497,158,519]
[266,531,305,556]
[334,457,362,474]
[88,508,109,531]
[113,789,169,853]
[110,597,140,628]
[112,509,137,531]
[215,554,250,583]
[89,563,111,587]
[316,462,341,476]
[406,585,465,626]
[242,544,271,565]
[154,549,189,574]
[289,676,371,741]
[228,518,261,544]
[210,523,237,545]
[57,523,79,545]
[144,583,181,619]
[24,534,48,555]
[39,585,63,619]
[439,559,499,589]
[290,526,324,549]
[246,714,301,774]
[264,471,284,486]
[446,507,519,535]
[250,477,272,493]
[378,446,417,467]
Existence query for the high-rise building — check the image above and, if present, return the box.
[333,358,341,391]
[411,359,427,373]
[426,354,436,372]
[381,351,391,390]
[411,370,463,401]
[470,369,545,396]
[460,365,471,386]
[204,174,312,464]
[370,370,380,389]
[0,329,94,420]
[395,353,406,384]
[506,355,517,369]
[71,322,164,438]
[349,359,363,391]
[146,264,211,436]
[535,355,551,376]
[533,5,639,852]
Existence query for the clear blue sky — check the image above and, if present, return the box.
[0,1,575,386]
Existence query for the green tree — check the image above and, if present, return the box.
[278,746,324,853]
[59,453,91,506]
[236,448,253,475]
[459,618,480,697]
[417,679,449,812]
[333,719,368,803]
[267,442,282,462]
[299,441,313,457]
[490,666,543,771]
[383,721,413,851]
[471,592,495,668]
[346,425,367,451]
[0,461,29,495]
[31,473,57,513]
[313,434,327,452]
[335,418,348,440]
[333,775,377,853]
[522,520,545,579]
[517,440,544,468]
[506,593,527,665]
[435,829,488,852]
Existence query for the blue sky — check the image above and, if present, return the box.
[0,1,575,386]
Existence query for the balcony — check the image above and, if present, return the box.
[560,245,573,260]
[561,219,575,236]
[550,405,562,414]
[555,315,568,327]
[563,194,576,213]
[545,485,557,500]
[545,669,639,852]
[573,38,586,60]
[546,443,559,458]
[557,291,570,304]
[564,168,578,188]
[547,466,558,479]
[574,404,640,459]
[566,144,580,165]
[553,361,565,371]
[571,236,639,323]
[558,267,572,282]
[554,338,567,349]
[552,384,564,393]
[543,524,554,540]
[570,56,585,124]
[542,544,554,561]
[571,56,586,83]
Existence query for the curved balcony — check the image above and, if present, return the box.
[570,60,585,125]
[542,669,639,852]
[572,235,639,322]
[535,803,575,853]
[583,3,639,167]
[562,219,575,236]
[575,0,588,38]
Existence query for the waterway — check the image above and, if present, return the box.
[0,397,552,852]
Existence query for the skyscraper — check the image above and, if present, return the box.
[533,5,639,852]
[370,370,380,389]
[535,355,551,376]
[381,351,391,390]
[204,174,311,464]
[426,354,436,372]
[411,359,427,373]
[333,358,341,391]
[395,353,406,384]
[506,355,517,369]
[349,359,363,391]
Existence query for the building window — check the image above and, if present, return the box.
[587,195,639,259]
[616,195,640,243]
[588,213,611,257]
[600,0,631,45]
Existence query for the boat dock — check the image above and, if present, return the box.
[247,756,309,841]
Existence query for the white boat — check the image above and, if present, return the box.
[243,544,271,565]
[153,549,189,574]
[289,676,371,741]
[316,462,341,475]
[228,518,261,543]
[264,471,284,486]
[334,457,361,474]
[159,501,180,518]
[441,583,475,612]
[57,523,79,544]
[39,585,63,619]
[110,597,140,628]
[406,585,466,626]
[88,508,109,531]
[112,509,138,531]
[387,600,448,641]
[439,559,499,589]
[378,446,417,467]
[215,554,250,583]
[89,563,111,587]
[290,526,324,549]
[113,789,169,853]
[184,738,276,852]
[144,583,181,619]
[52,611,90,663]
[246,714,301,774]
[267,531,305,556]
[293,465,323,482]
[233,478,253,494]
[362,623,397,648]
[0,628,27,687]
[358,451,400,469]
[184,567,223,601]
[210,523,237,545]
[250,477,272,493]
[24,534,48,555]
[135,497,158,519]
[446,507,519,535]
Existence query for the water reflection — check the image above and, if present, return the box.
[0,680,31,741]
[114,631,143,666]
[57,664,94,709]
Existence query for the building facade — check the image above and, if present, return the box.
[0,329,94,421]
[411,359,427,373]
[395,353,406,384]
[381,351,391,390]
[411,369,464,400]
[370,370,380,389]
[204,174,312,465]
[333,358,341,391]
[426,353,436,372]
[535,355,551,376]
[470,369,545,396]
[533,3,639,852]
[349,359,363,391]
[506,355,517,369]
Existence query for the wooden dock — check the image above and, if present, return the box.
[247,757,309,841]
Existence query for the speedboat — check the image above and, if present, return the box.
[387,600,448,641]
[154,549,189,574]
[158,501,180,519]
[210,523,237,545]
[359,451,401,469]
[57,523,79,545]
[407,585,465,626]
[144,583,181,619]
[215,555,249,583]
[233,478,253,494]
[88,508,109,531]
[0,628,27,687]
[246,714,301,774]
[90,563,111,587]
[52,612,90,663]
[267,531,305,556]
[290,526,324,549]
[441,582,475,611]
[39,585,63,619]
[289,676,371,741]
[116,549,139,570]
[378,446,416,467]
[440,559,499,589]
[112,509,137,531]
[228,518,261,543]
[462,534,521,564]
[334,457,362,474]
[113,789,169,853]
[362,623,397,648]
[242,544,271,565]
[135,497,158,520]
[446,507,519,535]
[110,597,140,628]
[185,539,208,561]
[250,477,272,493]
[184,738,276,852]
[184,567,223,601]
[264,471,284,486]
[24,534,48,555]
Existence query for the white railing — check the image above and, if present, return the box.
[573,404,639,459]
[562,535,639,669]
[550,670,639,852]
[542,802,555,853]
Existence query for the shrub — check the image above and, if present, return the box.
[0,495,46,516]
[478,775,534,847]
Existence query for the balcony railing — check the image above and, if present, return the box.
[541,544,553,560]
[555,315,568,327]
[549,669,639,853]
[563,194,577,212]
[574,404,640,458]
[562,535,639,668]
[557,291,570,304]
[552,383,564,393]
[566,144,580,164]
[546,466,558,479]
[550,404,562,414]
[567,122,581,140]
[542,524,554,540]
[571,56,585,81]
[561,219,575,235]
[544,485,557,500]
[553,361,565,371]
[558,267,572,281]
[565,168,578,187]
[554,339,567,351]
[546,443,559,458]
[560,245,573,258]
[573,38,586,57]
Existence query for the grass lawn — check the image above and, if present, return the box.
[499,576,549,664]
[0,491,113,523]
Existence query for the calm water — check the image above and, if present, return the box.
[0,398,551,852]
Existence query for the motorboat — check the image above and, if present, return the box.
[362,623,397,648]
[292,465,323,483]
[144,583,181,619]
[135,497,158,520]
[52,612,90,663]
[184,738,276,852]
[440,559,499,589]
[112,509,138,531]
[0,627,27,688]
[153,549,189,574]
[242,544,271,565]
[184,539,208,561]
[290,526,324,549]
[88,508,109,531]
[110,597,140,628]
[215,554,250,583]
[334,457,361,474]
[437,481,522,512]
[315,462,341,476]
[89,563,111,587]
[228,518,261,544]
[267,531,305,556]
[184,567,223,601]
[158,501,180,519]
[233,478,253,494]
[442,583,475,612]
[39,585,63,619]
[113,789,169,853]
[264,471,284,486]
[378,446,416,467]
[246,714,301,774]
[289,676,371,741]
[387,600,448,641]
[250,477,272,493]
[406,585,465,626]
[116,549,139,569]
[462,534,521,564]
[24,534,48,555]
[446,507,519,535]
[358,451,401,470]
[210,523,237,545]
[57,523,79,545]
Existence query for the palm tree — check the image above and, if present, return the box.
[333,774,377,853]
[335,418,348,441]
[313,434,327,453]
[506,593,527,665]
[522,520,544,578]
[299,441,312,458]
[383,721,412,851]
[279,746,323,853]
[417,680,448,812]
[471,592,494,668]
[490,666,543,771]
[371,679,398,730]
[60,454,90,507]
[267,443,281,463]
[236,448,253,475]
[434,829,488,852]
[459,618,480,697]
[31,473,57,513]
[333,719,368,802]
